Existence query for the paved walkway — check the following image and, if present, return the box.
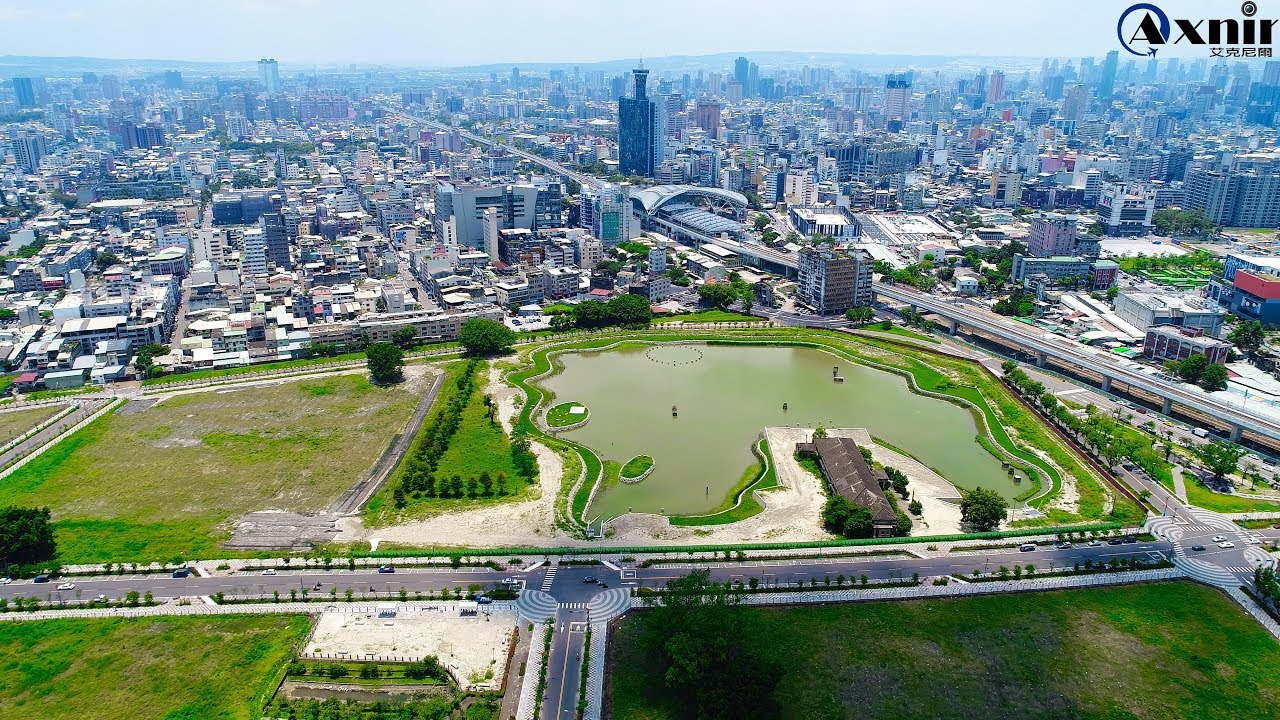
[1172,465,1189,502]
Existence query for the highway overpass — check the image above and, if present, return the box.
[389,107,601,190]
[875,282,1280,444]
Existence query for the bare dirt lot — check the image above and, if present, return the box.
[304,607,517,690]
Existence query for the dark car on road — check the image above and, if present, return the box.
[1191,545,1206,551]
[377,565,395,574]
[1107,538,1125,545]
[582,576,597,583]
[33,574,50,583]
[172,568,191,578]
[1018,544,1037,552]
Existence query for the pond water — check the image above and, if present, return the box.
[539,343,1015,518]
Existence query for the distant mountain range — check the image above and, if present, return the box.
[0,51,1044,79]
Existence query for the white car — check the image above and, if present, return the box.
[0,577,11,585]
[261,569,277,576]
[1246,536,1262,545]
[56,582,75,590]
[1218,541,1236,549]
[501,577,521,585]
[1212,535,1226,543]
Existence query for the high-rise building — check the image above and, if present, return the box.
[1184,161,1280,228]
[797,247,873,315]
[260,211,291,270]
[10,131,46,173]
[734,56,750,92]
[885,73,912,122]
[1027,213,1088,257]
[648,239,667,274]
[618,67,659,177]
[258,58,281,93]
[1097,184,1156,236]
[580,183,633,245]
[824,134,918,183]
[1062,84,1088,121]
[11,77,36,107]
[433,182,540,249]
[986,71,1005,104]
[100,75,121,100]
[1098,50,1119,97]
[242,229,268,275]
[694,99,722,139]
[1266,61,1280,85]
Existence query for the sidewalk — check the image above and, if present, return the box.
[1172,465,1189,502]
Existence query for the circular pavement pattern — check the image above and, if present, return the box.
[587,588,632,622]
[515,589,558,622]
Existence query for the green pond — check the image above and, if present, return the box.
[539,343,1017,519]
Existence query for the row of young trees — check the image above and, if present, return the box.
[1002,360,1246,486]
[393,360,481,508]
[1001,361,1166,477]
[391,359,538,509]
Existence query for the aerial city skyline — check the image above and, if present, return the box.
[3,2,1280,720]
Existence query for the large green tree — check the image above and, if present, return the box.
[845,306,875,325]
[1228,320,1266,351]
[1199,363,1229,392]
[640,569,781,720]
[457,318,516,356]
[960,487,1008,531]
[390,326,418,351]
[0,506,56,572]
[1193,440,1246,481]
[697,283,739,309]
[605,293,653,326]
[366,341,404,384]
[1177,353,1209,383]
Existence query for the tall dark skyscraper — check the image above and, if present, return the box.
[734,56,750,92]
[12,77,35,107]
[1098,50,1119,98]
[618,67,658,177]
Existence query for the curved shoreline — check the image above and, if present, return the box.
[506,332,1051,525]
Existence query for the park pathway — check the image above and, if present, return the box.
[1172,465,1189,502]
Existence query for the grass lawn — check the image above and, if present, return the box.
[1,374,419,564]
[0,404,61,441]
[368,361,534,523]
[654,310,763,324]
[0,614,310,720]
[607,581,1280,720]
[620,455,654,479]
[1185,480,1280,514]
[546,401,588,428]
[859,323,939,343]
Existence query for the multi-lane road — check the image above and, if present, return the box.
[0,542,1172,605]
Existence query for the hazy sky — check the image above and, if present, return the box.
[0,0,1250,66]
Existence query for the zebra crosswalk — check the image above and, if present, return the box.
[559,602,587,610]
[540,565,558,592]
[1177,524,1223,533]
[1225,566,1256,574]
